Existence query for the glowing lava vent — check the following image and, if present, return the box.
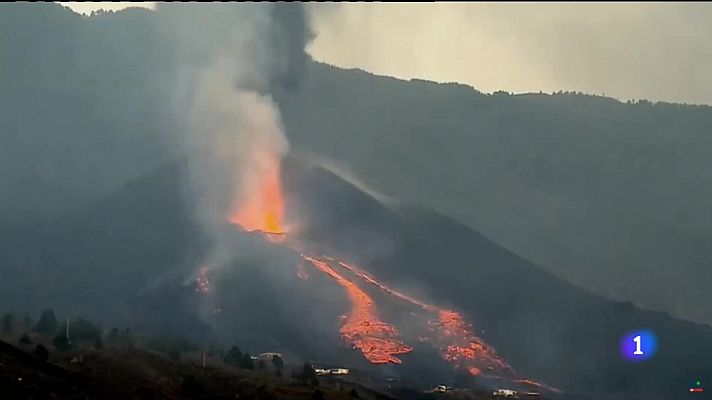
[229,151,286,240]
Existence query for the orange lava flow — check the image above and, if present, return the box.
[337,261,438,312]
[335,260,514,376]
[301,255,413,364]
[229,152,286,235]
[435,310,514,375]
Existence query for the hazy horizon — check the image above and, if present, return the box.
[58,2,712,106]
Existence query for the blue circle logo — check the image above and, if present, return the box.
[620,329,657,362]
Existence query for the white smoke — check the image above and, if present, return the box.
[188,57,288,237]
[158,3,306,268]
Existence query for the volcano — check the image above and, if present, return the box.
[2,159,712,399]
[224,155,516,379]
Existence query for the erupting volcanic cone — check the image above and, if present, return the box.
[225,157,550,389]
[229,152,286,235]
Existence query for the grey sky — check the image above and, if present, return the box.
[60,2,712,105]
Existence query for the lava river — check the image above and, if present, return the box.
[225,152,539,383]
[300,255,413,364]
[323,256,514,376]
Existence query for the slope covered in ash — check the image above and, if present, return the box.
[0,161,359,368]
[0,163,196,322]
[278,63,712,325]
[285,161,712,400]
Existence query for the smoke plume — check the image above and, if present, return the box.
[158,3,311,268]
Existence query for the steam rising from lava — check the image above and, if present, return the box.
[190,69,288,237]
[160,3,302,264]
[160,4,305,348]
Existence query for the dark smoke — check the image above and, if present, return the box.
[269,3,314,92]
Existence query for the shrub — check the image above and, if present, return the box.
[271,355,284,370]
[300,363,318,387]
[33,344,49,362]
[223,345,243,367]
[18,332,33,345]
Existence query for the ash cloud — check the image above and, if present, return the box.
[151,2,344,356]
[157,3,311,268]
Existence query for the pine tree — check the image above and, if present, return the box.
[33,309,58,334]
[223,345,243,367]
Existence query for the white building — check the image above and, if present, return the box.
[493,389,518,398]
[329,368,350,375]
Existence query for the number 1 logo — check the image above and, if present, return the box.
[633,335,643,355]
[621,330,657,362]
